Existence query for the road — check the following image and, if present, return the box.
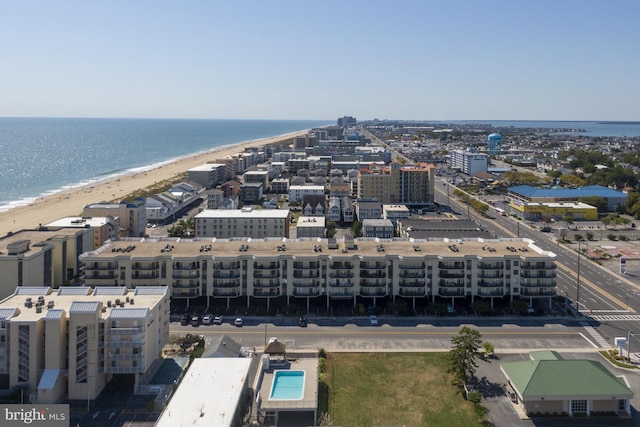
[172,320,596,353]
[434,178,640,351]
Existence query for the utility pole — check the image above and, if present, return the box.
[576,241,582,315]
[627,330,636,361]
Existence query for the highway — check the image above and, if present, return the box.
[435,178,640,351]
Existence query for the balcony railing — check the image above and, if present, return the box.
[520,288,557,297]
[253,280,280,288]
[360,262,385,270]
[132,263,158,271]
[521,263,556,270]
[213,262,240,270]
[477,262,504,270]
[106,339,145,347]
[254,289,280,297]
[520,272,557,279]
[438,280,464,287]
[329,263,354,270]
[172,271,200,279]
[329,290,354,297]
[104,352,145,361]
[253,263,280,270]
[439,272,465,279]
[359,279,386,287]
[399,280,424,288]
[109,327,144,335]
[360,288,386,296]
[478,272,503,279]
[213,271,240,279]
[329,271,354,278]
[212,289,241,297]
[438,262,464,270]
[399,288,426,297]
[173,262,200,271]
[478,281,503,288]
[477,288,504,297]
[438,288,465,297]
[89,263,118,270]
[172,281,200,289]
[293,288,320,297]
[89,272,116,279]
[520,281,556,288]
[132,272,159,280]
[292,280,321,287]
[293,262,320,269]
[254,271,280,279]
[329,280,353,288]
[213,279,240,288]
[360,271,386,279]
[399,271,425,278]
[399,263,425,270]
[104,366,145,374]
[293,271,320,279]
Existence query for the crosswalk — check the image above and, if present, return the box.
[587,314,640,322]
[580,321,610,347]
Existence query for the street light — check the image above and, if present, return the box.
[627,330,637,362]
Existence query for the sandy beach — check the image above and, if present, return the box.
[0,131,306,238]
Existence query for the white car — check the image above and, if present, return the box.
[234,317,243,327]
[268,337,278,344]
[369,315,378,326]
[201,314,213,325]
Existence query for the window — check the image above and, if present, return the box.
[619,399,626,411]
[571,399,587,413]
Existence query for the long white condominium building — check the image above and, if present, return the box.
[194,208,290,239]
[0,286,169,404]
[79,238,556,308]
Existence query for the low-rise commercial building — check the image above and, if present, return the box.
[0,286,169,404]
[296,216,325,238]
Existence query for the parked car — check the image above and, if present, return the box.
[234,317,243,327]
[202,314,213,325]
[213,315,224,325]
[180,313,190,326]
[298,315,307,327]
[540,226,552,232]
[191,315,200,326]
[369,315,378,326]
[268,337,278,344]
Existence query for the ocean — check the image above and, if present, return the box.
[1,118,638,212]
[0,118,331,211]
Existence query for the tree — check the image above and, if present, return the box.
[448,326,486,384]
[351,220,362,237]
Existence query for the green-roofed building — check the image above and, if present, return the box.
[501,351,633,417]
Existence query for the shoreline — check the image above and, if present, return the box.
[0,130,306,238]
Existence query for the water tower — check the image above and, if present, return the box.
[487,133,502,156]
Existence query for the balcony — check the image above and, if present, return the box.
[520,271,557,279]
[478,271,503,279]
[329,290,354,297]
[132,272,159,280]
[212,289,240,297]
[172,271,200,279]
[360,288,386,297]
[89,263,118,270]
[520,280,556,288]
[438,262,464,270]
[292,280,321,288]
[172,281,200,289]
[399,271,425,279]
[253,262,280,270]
[360,262,385,270]
[521,263,556,270]
[438,280,464,287]
[254,271,280,279]
[329,271,354,279]
[106,339,145,347]
[399,263,425,270]
[477,262,504,270]
[359,279,386,287]
[293,288,320,297]
[173,262,200,271]
[104,352,145,361]
[360,270,386,279]
[132,263,158,271]
[439,272,465,279]
[109,326,144,335]
[329,280,353,288]
[293,261,320,269]
[399,280,424,288]
[293,271,320,279]
[213,279,240,288]
[89,272,116,279]
[253,280,280,288]
[478,280,503,288]
[438,288,465,297]
[477,288,504,297]
[329,263,354,270]
[254,289,280,297]
[520,288,557,297]
[399,288,426,297]
[213,271,240,279]
[104,366,145,374]
[214,262,240,270]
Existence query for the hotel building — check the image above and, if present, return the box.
[79,237,557,308]
[357,162,435,207]
[194,209,290,239]
[0,286,169,404]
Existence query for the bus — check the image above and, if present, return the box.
[494,207,506,216]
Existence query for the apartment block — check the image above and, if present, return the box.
[296,217,326,238]
[193,208,290,239]
[82,199,147,238]
[0,286,169,404]
[186,164,226,189]
[449,150,489,176]
[78,238,556,306]
[357,162,434,207]
[0,228,95,299]
[288,185,325,203]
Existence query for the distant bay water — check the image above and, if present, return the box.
[446,120,640,137]
[0,118,331,211]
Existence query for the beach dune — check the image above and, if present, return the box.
[0,131,305,238]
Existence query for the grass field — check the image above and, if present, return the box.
[324,352,485,427]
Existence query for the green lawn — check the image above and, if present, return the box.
[324,352,485,427]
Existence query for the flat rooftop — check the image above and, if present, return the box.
[155,358,252,427]
[258,356,318,411]
[195,208,290,219]
[82,237,556,259]
[0,286,166,322]
[45,216,112,228]
[0,228,84,257]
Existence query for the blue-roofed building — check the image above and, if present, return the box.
[508,185,627,212]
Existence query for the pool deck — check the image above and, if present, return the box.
[258,356,318,411]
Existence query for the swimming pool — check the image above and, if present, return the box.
[269,370,305,400]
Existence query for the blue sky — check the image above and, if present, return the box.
[1,1,639,120]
